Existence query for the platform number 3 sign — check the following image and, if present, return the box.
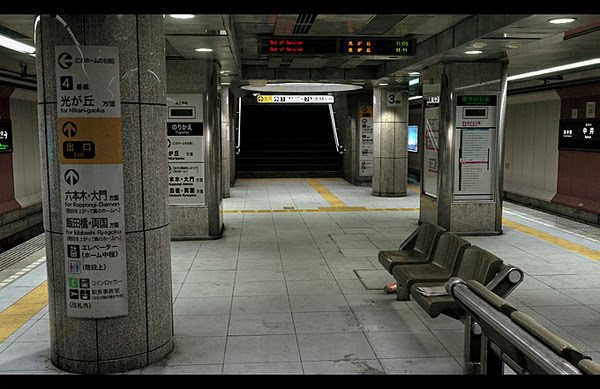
[386,90,403,107]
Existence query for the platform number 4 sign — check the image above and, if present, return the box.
[386,90,403,107]
[60,76,73,91]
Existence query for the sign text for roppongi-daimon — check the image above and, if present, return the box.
[55,46,128,318]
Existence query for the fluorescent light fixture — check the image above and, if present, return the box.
[220,70,229,74]
[408,78,420,86]
[408,72,420,76]
[0,34,35,54]
[221,82,231,85]
[508,58,600,82]
[378,83,389,86]
[548,17,576,24]
[408,95,423,101]
[465,50,482,55]
[169,14,195,19]
[195,48,213,52]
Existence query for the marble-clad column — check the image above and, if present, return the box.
[372,87,408,197]
[221,86,231,198]
[36,14,172,374]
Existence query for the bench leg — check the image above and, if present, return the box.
[395,284,410,301]
[464,315,482,375]
[480,335,503,375]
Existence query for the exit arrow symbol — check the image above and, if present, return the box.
[64,169,79,185]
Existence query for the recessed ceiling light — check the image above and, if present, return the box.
[0,34,35,54]
[221,82,231,85]
[408,72,420,76]
[220,70,229,74]
[548,17,577,24]
[170,14,195,19]
[465,50,483,55]
[195,48,213,52]
[378,83,389,86]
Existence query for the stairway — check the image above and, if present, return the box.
[236,104,343,178]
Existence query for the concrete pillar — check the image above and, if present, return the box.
[36,15,172,374]
[372,87,408,197]
[166,60,223,239]
[419,62,508,234]
[221,86,231,198]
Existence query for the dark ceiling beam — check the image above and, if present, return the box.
[377,14,531,79]
[222,14,242,75]
[242,65,377,81]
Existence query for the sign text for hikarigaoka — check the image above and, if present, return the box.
[260,37,416,56]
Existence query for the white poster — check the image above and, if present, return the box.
[359,105,373,176]
[167,94,205,206]
[56,46,127,318]
[423,105,439,198]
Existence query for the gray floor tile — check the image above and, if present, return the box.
[325,258,375,269]
[171,271,189,284]
[562,326,600,350]
[236,259,283,270]
[13,319,50,342]
[231,295,291,314]
[173,297,232,316]
[190,259,237,271]
[302,360,384,374]
[185,270,236,283]
[0,341,56,371]
[286,280,342,295]
[509,288,580,307]
[233,281,287,296]
[380,357,462,374]
[0,343,9,354]
[283,267,335,281]
[293,312,361,334]
[337,279,381,294]
[142,364,222,374]
[174,314,229,337]
[432,330,465,357]
[366,331,450,359]
[223,362,303,374]
[559,288,600,305]
[515,275,554,290]
[297,333,376,361]
[228,313,295,335]
[164,336,226,365]
[411,308,464,331]
[533,305,600,327]
[235,269,285,282]
[289,294,351,312]
[224,335,300,364]
[330,267,362,280]
[344,294,412,312]
[178,282,234,298]
[534,275,598,289]
[355,310,427,332]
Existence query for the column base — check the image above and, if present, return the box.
[51,338,173,374]
[372,191,407,197]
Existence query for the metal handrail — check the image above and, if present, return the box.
[447,278,582,375]
[328,104,345,154]
[236,96,242,155]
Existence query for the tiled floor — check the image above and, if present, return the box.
[1,177,600,374]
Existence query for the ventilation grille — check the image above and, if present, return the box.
[292,14,317,34]
[280,59,294,68]
[358,14,407,35]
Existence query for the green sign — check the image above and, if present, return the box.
[457,95,497,106]
[68,278,79,288]
[0,119,12,153]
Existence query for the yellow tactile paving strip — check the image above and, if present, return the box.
[0,281,48,343]
[307,178,347,208]
[503,218,600,261]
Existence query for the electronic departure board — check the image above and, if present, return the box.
[259,37,416,56]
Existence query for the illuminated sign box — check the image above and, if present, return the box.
[408,125,418,153]
[0,119,12,153]
[259,37,416,56]
[559,119,600,151]
[256,95,335,104]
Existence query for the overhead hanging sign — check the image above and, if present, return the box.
[167,93,205,206]
[56,45,127,318]
[256,95,334,104]
[359,105,373,176]
[259,37,416,57]
[0,120,12,153]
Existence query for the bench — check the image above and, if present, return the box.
[391,231,471,300]
[378,222,446,273]
[448,278,599,375]
[410,246,504,320]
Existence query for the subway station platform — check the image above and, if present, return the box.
[0,178,599,374]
